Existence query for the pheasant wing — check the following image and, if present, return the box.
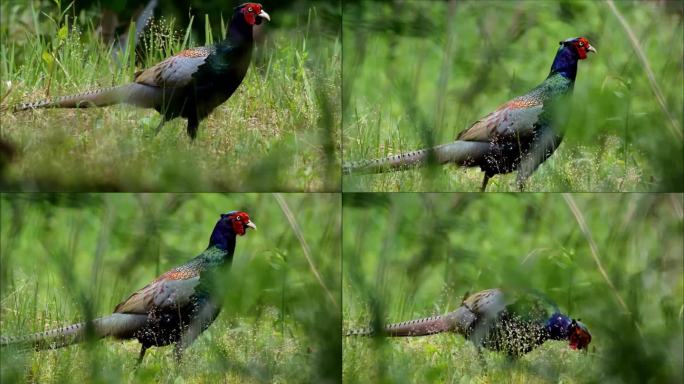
[114,265,202,314]
[456,98,544,142]
[464,288,508,318]
[134,46,214,88]
[462,288,509,347]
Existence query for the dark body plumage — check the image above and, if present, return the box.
[346,288,592,357]
[13,3,270,139]
[0,211,256,363]
[344,37,596,191]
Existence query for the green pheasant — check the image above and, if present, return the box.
[346,288,592,357]
[344,37,596,191]
[1,211,256,363]
[14,3,270,139]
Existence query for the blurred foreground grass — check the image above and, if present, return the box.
[343,0,683,192]
[343,193,683,383]
[0,193,341,383]
[0,1,340,191]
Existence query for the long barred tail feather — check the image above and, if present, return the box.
[13,83,160,112]
[346,314,455,337]
[346,307,478,338]
[0,313,147,351]
[343,141,491,175]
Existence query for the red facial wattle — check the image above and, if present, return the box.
[574,37,595,60]
[241,3,263,25]
[227,212,252,236]
[232,219,245,236]
[568,325,592,350]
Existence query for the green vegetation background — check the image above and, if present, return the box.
[343,0,683,192]
[0,193,341,383]
[0,1,340,191]
[343,193,683,383]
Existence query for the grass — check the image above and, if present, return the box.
[344,335,598,384]
[0,1,340,191]
[0,193,341,383]
[342,1,683,192]
[342,193,684,383]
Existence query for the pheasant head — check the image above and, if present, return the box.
[560,37,597,59]
[546,313,592,350]
[224,211,257,236]
[209,211,256,250]
[235,3,271,25]
[568,319,592,350]
[550,36,596,81]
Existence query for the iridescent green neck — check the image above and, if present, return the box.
[201,245,234,266]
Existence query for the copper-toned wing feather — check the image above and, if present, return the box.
[134,46,213,88]
[456,98,544,142]
[114,266,201,314]
[463,288,508,319]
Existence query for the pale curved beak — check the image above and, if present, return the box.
[246,221,257,230]
[587,44,597,54]
[258,10,270,22]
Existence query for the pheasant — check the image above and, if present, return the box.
[0,211,256,363]
[345,288,592,357]
[13,3,270,139]
[344,37,597,191]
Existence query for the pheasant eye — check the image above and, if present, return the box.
[237,216,242,221]
[578,42,584,47]
[248,7,253,12]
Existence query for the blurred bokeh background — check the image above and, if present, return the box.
[0,1,340,191]
[0,193,341,383]
[343,193,683,383]
[343,0,683,192]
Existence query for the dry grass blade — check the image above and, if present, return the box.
[605,0,682,142]
[1,81,14,109]
[273,193,338,309]
[562,194,643,337]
